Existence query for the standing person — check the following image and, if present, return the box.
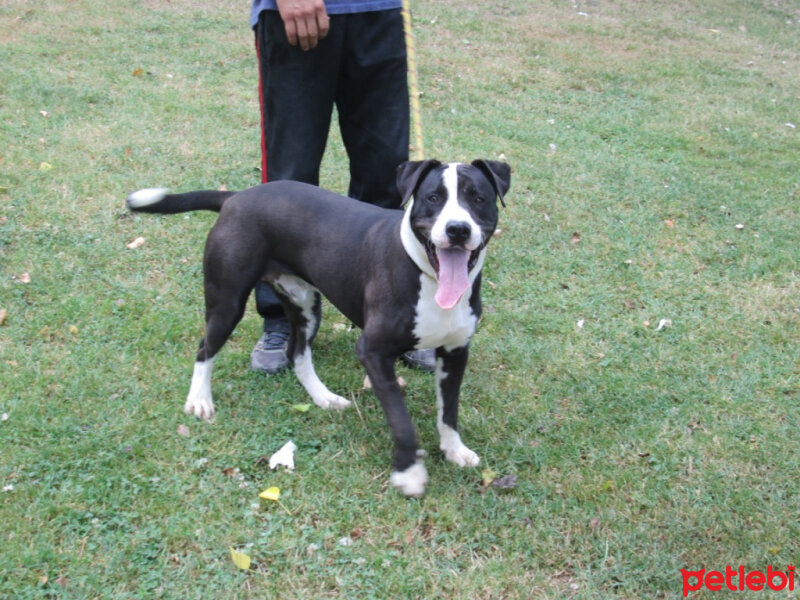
[250,0,435,373]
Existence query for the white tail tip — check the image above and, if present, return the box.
[127,187,169,209]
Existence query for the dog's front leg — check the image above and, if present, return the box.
[436,345,480,467]
[356,337,427,497]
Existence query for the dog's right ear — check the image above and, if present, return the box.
[397,159,442,207]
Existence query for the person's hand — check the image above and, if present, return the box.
[275,0,329,51]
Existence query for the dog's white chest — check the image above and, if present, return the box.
[412,275,477,351]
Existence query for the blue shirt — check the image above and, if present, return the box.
[251,0,402,27]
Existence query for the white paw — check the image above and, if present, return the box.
[442,442,480,467]
[184,392,215,421]
[312,392,351,411]
[439,425,480,467]
[390,460,429,497]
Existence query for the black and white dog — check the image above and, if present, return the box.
[127,159,510,496]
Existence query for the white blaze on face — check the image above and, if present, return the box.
[429,164,481,249]
[430,164,481,310]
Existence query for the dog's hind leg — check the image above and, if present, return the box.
[272,275,350,410]
[184,287,250,420]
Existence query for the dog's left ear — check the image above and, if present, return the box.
[471,159,511,207]
[397,159,443,207]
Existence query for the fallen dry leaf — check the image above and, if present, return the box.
[259,485,293,515]
[0,309,7,326]
[481,468,498,488]
[491,474,519,490]
[259,486,281,502]
[570,232,581,244]
[664,219,675,228]
[126,237,145,249]
[19,273,31,284]
[480,469,518,491]
[230,547,251,570]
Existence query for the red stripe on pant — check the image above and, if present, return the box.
[255,36,268,184]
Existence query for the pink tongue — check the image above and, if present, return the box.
[435,248,471,309]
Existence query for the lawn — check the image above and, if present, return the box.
[1,0,799,598]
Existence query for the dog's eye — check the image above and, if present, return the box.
[466,187,484,203]
[427,193,440,204]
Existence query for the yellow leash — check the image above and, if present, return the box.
[401,0,425,160]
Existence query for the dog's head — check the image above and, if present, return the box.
[397,159,511,309]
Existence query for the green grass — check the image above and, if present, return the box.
[2,0,799,598]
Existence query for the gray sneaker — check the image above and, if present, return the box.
[250,321,291,374]
[401,348,436,372]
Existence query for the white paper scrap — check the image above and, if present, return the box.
[269,441,297,471]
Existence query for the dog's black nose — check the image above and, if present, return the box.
[446,221,472,245]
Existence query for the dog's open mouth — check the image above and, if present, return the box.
[425,242,481,310]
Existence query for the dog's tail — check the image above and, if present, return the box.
[126,188,236,214]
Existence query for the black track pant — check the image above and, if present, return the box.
[254,8,409,320]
